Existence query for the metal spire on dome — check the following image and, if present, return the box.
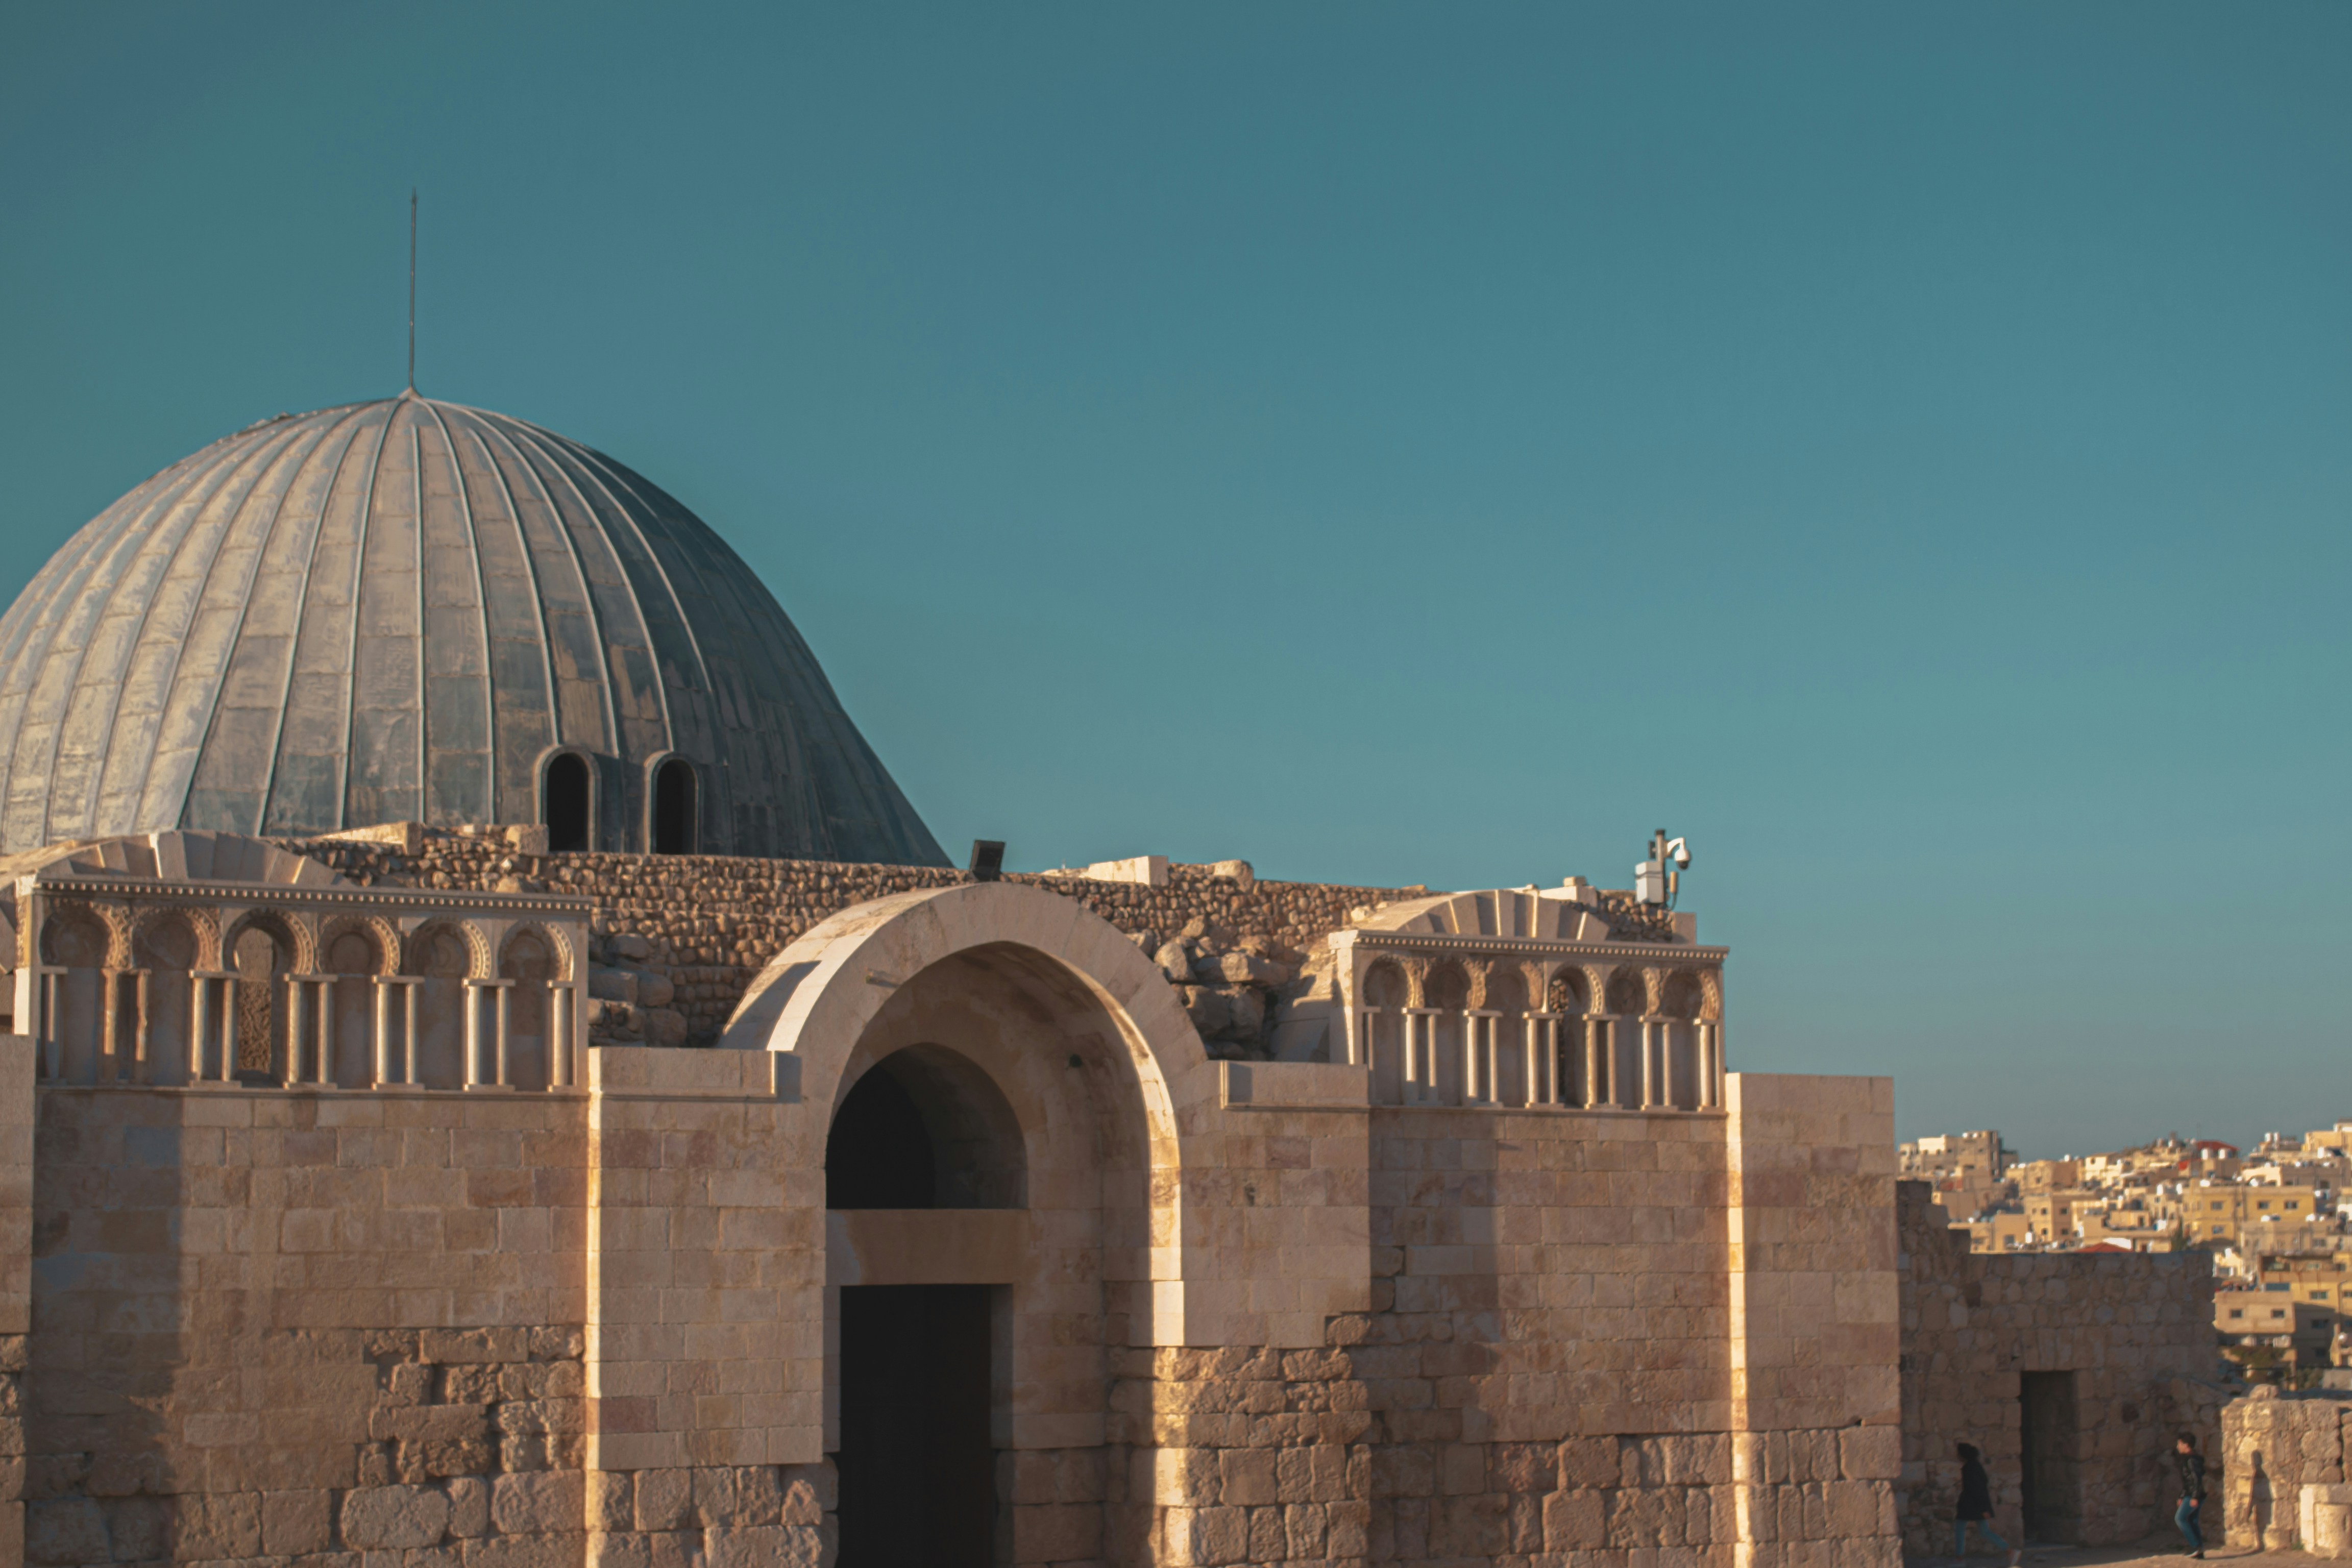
[407,189,418,392]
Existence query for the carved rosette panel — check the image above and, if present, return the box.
[406,918,493,982]
[320,914,404,976]
[501,920,575,983]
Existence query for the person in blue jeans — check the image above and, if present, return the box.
[2175,1432,2207,1559]
[1954,1443,2022,1565]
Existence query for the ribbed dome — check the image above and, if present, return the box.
[0,393,948,865]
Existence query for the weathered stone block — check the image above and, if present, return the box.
[1543,1489,1607,1551]
[587,1472,633,1533]
[1245,1502,1286,1562]
[24,1498,106,1565]
[169,1490,262,1560]
[1841,1425,1901,1482]
[1219,1449,1277,1507]
[262,1488,331,1555]
[493,1471,583,1535]
[448,1476,491,1538]
[339,1485,450,1550]
[708,1524,825,1567]
[1560,1437,1620,1491]
[633,1469,691,1532]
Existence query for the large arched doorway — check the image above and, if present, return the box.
[826,1046,1024,1567]
[816,941,1163,1568]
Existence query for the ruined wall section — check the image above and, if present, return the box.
[2219,1387,2352,1552]
[1895,1181,2220,1553]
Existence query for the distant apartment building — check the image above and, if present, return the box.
[2215,1288,2338,1376]
[2256,1252,2352,1310]
[1920,1123,2347,1264]
[2185,1182,2324,1246]
[2023,1188,2089,1239]
[1901,1130,2008,1177]
[1966,1211,2034,1252]
[2304,1122,2352,1158]
[2013,1157,2082,1193]
[2076,1196,2181,1251]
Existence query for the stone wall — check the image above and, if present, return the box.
[2220,1386,2352,1552]
[24,1083,590,1566]
[281,824,1673,1058]
[1895,1181,2221,1553]
[1106,1077,1906,1568]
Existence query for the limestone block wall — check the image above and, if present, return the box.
[19,1054,831,1568]
[1105,1077,1904,1568]
[24,1083,591,1565]
[2220,1387,2352,1551]
[1895,1180,2219,1552]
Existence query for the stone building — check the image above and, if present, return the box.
[1894,1182,2223,1554]
[0,393,1922,1567]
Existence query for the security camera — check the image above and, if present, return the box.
[1666,837,1692,870]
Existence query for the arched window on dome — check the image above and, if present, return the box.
[652,756,698,855]
[541,751,594,853]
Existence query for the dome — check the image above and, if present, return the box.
[0,392,949,865]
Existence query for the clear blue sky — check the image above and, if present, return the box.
[4,4,2346,1158]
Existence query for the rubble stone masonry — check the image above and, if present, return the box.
[279,825,1678,1057]
[2220,1385,2352,1554]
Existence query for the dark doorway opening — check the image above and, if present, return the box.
[838,1285,994,1568]
[544,752,591,852]
[652,757,697,854]
[827,1068,938,1209]
[2019,1370,2080,1542]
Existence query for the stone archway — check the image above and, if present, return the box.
[726,881,1208,1567]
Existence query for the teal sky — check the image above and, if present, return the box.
[4,4,2346,1158]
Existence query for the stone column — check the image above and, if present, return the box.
[1524,1011,1561,1106]
[463,979,516,1090]
[311,978,335,1086]
[1464,1010,1502,1103]
[100,968,121,1085]
[1401,1009,1440,1104]
[549,983,573,1088]
[373,978,391,1086]
[1585,1017,1610,1109]
[133,969,151,1085]
[220,972,239,1081]
[188,973,209,1083]
[281,973,303,1086]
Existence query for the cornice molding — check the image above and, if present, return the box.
[1340,929,1728,964]
[24,874,594,917]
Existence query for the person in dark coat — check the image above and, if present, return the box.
[2174,1432,2207,1558]
[1954,1443,2022,1565]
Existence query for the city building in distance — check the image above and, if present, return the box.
[1900,1121,2352,1379]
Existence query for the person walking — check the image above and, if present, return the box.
[1954,1443,2023,1566]
[2174,1432,2207,1559]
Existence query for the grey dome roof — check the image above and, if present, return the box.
[0,392,948,865]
